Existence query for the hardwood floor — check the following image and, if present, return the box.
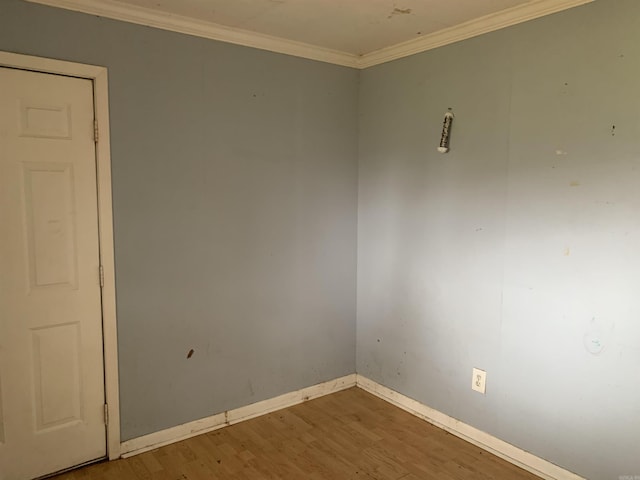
[54,387,541,480]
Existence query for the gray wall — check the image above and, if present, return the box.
[0,0,358,441]
[357,1,640,479]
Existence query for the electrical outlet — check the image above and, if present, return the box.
[471,368,486,394]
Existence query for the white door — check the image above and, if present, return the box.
[0,67,106,480]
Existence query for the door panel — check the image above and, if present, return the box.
[24,162,78,289]
[32,322,83,431]
[0,67,106,480]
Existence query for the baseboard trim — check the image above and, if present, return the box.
[356,375,585,480]
[119,374,357,458]
[121,372,584,480]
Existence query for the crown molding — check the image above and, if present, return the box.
[357,0,595,68]
[27,0,594,70]
[25,0,360,68]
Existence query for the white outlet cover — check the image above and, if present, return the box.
[472,368,486,394]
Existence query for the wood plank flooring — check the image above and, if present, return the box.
[54,387,541,480]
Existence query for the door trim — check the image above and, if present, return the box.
[0,51,121,460]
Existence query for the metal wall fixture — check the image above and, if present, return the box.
[437,109,454,153]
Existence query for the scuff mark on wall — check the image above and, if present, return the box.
[388,7,412,19]
[583,318,615,355]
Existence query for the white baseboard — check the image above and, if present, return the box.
[121,372,585,480]
[356,375,585,480]
[119,374,357,458]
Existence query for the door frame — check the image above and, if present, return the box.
[0,51,121,460]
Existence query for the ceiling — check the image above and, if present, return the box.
[97,0,532,55]
[27,0,594,68]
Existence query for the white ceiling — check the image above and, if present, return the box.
[112,0,531,55]
[28,0,594,67]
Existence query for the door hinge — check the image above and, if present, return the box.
[104,404,109,426]
[94,119,99,143]
[99,265,105,288]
